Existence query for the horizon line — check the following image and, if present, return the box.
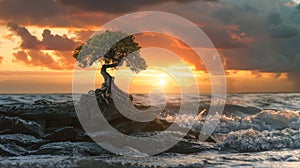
[0,91,299,95]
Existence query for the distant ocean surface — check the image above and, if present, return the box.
[0,93,299,167]
[0,93,299,110]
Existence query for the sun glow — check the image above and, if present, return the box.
[158,79,166,87]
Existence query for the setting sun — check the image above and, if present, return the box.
[158,79,166,87]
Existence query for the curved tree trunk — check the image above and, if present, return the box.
[100,63,117,96]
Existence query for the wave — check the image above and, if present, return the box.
[0,90,299,156]
[220,128,300,152]
[0,94,75,105]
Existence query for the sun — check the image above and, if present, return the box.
[158,79,166,87]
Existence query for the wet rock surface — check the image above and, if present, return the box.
[34,142,111,156]
[0,91,299,158]
[0,134,47,148]
[0,116,44,137]
[0,90,205,157]
[78,89,167,133]
[0,98,101,156]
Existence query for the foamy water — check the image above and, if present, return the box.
[0,93,299,167]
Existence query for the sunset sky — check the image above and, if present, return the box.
[0,0,300,93]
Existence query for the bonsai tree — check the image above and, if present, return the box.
[73,30,147,96]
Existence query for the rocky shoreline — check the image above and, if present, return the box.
[0,89,215,156]
[1,90,299,157]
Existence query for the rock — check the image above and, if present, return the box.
[0,143,28,156]
[45,127,79,142]
[0,100,80,129]
[0,116,44,137]
[33,99,55,106]
[167,140,217,154]
[0,134,47,149]
[97,95,175,134]
[77,85,219,144]
[35,142,110,156]
[141,119,171,132]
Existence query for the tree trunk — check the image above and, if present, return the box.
[100,63,117,96]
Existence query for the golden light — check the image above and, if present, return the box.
[158,79,166,87]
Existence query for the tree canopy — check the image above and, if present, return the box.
[73,30,147,73]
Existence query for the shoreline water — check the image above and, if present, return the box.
[0,93,299,167]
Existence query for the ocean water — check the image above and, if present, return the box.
[0,93,298,110]
[0,93,299,167]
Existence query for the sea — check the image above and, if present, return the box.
[0,93,299,167]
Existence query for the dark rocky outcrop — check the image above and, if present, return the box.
[0,100,80,129]
[0,134,48,156]
[44,127,80,142]
[0,116,44,137]
[0,143,28,156]
[77,88,200,139]
[167,140,217,154]
[0,134,47,148]
[0,85,218,156]
[34,142,111,156]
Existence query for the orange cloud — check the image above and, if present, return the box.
[8,23,80,50]
[13,50,74,70]
[135,32,205,71]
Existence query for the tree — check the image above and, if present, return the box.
[73,30,147,96]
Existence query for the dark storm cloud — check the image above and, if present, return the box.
[207,0,300,89]
[0,0,215,27]
[268,12,283,26]
[202,27,248,49]
[0,0,113,27]
[0,0,63,25]
[216,0,300,72]
[268,24,298,38]
[7,23,80,51]
[57,0,201,14]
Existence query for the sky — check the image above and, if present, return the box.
[0,0,300,93]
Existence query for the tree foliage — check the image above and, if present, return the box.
[73,30,147,73]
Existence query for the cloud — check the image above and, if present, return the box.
[0,0,116,27]
[0,0,215,27]
[7,23,41,49]
[13,50,74,70]
[8,23,80,50]
[268,24,298,38]
[1,0,300,90]
[0,0,64,26]
[288,72,300,92]
[206,0,300,87]
[41,29,80,50]
[57,0,199,14]
[72,30,95,41]
[0,56,3,64]
[202,26,250,49]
